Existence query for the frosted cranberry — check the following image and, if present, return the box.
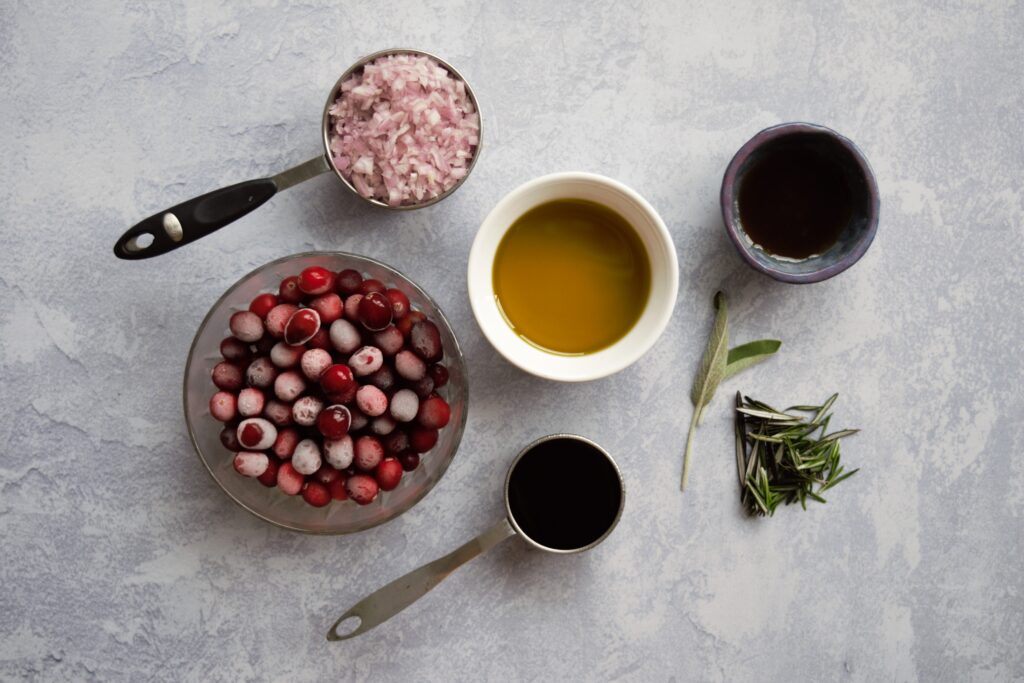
[233,451,269,477]
[349,346,383,377]
[309,293,343,325]
[410,320,443,362]
[302,481,331,507]
[229,310,264,343]
[321,364,357,400]
[329,318,362,354]
[257,457,280,487]
[328,476,349,500]
[237,417,277,450]
[324,434,354,469]
[359,278,386,295]
[279,276,304,304]
[273,370,306,402]
[220,337,252,363]
[276,462,304,495]
[356,385,388,417]
[292,438,322,475]
[237,387,266,417]
[298,266,334,295]
[354,435,384,471]
[318,404,352,439]
[343,293,363,321]
[417,396,451,429]
[346,474,379,505]
[396,310,426,338]
[335,268,363,295]
[407,375,435,399]
[366,365,396,392]
[349,409,369,432]
[249,293,279,319]
[270,342,303,368]
[384,288,411,319]
[212,361,243,391]
[382,429,410,455]
[272,427,300,459]
[220,425,241,451]
[265,303,298,338]
[372,325,404,356]
[307,327,330,350]
[375,458,403,491]
[398,451,421,472]
[263,399,293,427]
[370,414,396,436]
[299,348,331,380]
[394,350,426,381]
[292,395,324,426]
[209,391,237,422]
[409,426,438,453]
[389,389,419,423]
[428,364,449,388]
[284,308,321,346]
[357,291,393,331]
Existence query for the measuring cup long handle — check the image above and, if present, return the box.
[113,155,331,260]
[327,517,516,641]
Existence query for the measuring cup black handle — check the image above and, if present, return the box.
[113,155,332,260]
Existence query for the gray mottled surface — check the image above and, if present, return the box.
[1,1,1022,680]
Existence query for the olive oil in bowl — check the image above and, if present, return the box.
[492,199,651,355]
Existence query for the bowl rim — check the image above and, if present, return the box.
[182,251,469,535]
[720,121,880,284]
[467,171,679,382]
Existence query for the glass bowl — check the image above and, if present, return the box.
[183,252,468,534]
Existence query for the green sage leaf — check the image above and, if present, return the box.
[723,339,782,380]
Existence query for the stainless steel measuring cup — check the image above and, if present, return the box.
[113,48,482,260]
[326,434,625,641]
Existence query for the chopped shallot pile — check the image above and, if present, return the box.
[328,53,480,206]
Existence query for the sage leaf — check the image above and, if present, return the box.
[723,339,782,380]
[681,291,729,490]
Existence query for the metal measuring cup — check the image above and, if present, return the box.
[326,434,625,641]
[113,48,483,260]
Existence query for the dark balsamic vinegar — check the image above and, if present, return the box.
[738,145,854,259]
[507,438,622,551]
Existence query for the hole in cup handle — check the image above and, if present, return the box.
[326,613,364,641]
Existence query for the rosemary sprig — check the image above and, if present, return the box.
[734,392,860,516]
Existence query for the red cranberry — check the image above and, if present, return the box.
[245,357,277,388]
[257,457,280,487]
[314,463,341,485]
[366,365,396,392]
[410,320,443,362]
[254,336,275,356]
[276,462,304,495]
[409,426,438,453]
[263,399,294,427]
[349,409,369,432]
[384,288,411,319]
[265,303,299,339]
[310,293,343,324]
[346,474,379,505]
[324,434,354,469]
[336,268,363,295]
[358,291,393,331]
[298,266,334,295]
[406,374,435,399]
[220,337,252,363]
[283,309,321,346]
[317,404,352,439]
[394,350,426,381]
[210,391,237,422]
[229,310,264,343]
[358,278,386,295]
[220,424,241,451]
[428,364,449,388]
[398,450,421,472]
[321,364,357,401]
[279,276,304,304]
[212,361,244,391]
[375,458,403,491]
[328,476,349,500]
[249,293,279,319]
[302,481,331,507]
[396,310,426,338]
[272,427,299,459]
[417,396,451,429]
[343,293,363,321]
[354,435,384,471]
[382,429,410,455]
[237,417,277,450]
[307,327,330,350]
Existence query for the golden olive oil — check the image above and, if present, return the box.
[492,199,651,355]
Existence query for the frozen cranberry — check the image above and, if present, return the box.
[375,458,403,491]
[428,364,449,389]
[356,385,388,417]
[398,450,421,472]
[417,396,451,429]
[314,463,341,485]
[372,325,404,356]
[357,291,392,331]
[229,310,264,343]
[273,370,306,402]
[335,268,363,295]
[366,365,396,392]
[269,342,303,369]
[320,364,357,402]
[328,476,349,500]
[329,318,361,354]
[302,481,331,507]
[410,320,443,362]
[346,474,379,505]
[382,429,410,455]
[307,327,330,350]
[265,303,298,338]
[292,438,322,475]
[354,435,384,471]
[359,278,386,295]
[249,293,279,319]
[343,293,364,321]
[212,361,244,391]
[292,395,324,426]
[396,310,426,338]
[220,424,241,451]
[237,387,266,417]
[385,288,411,319]
[349,409,369,432]
[263,399,293,427]
[254,336,276,357]
[349,346,383,377]
[220,337,252,363]
[298,266,334,295]
[409,426,438,453]
[272,427,300,459]
[233,451,269,477]
[371,414,396,436]
[278,276,304,304]
[308,293,342,325]
[257,457,280,487]
[209,391,237,422]
[299,348,332,380]
[276,462,304,495]
[394,350,426,381]
[389,389,419,423]
[324,434,354,469]
[284,309,321,346]
[237,417,277,450]
[318,404,352,439]
[407,375,435,399]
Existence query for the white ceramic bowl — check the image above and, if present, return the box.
[468,172,678,382]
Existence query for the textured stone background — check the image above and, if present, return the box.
[1,1,1022,680]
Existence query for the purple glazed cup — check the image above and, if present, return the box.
[720,122,880,284]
